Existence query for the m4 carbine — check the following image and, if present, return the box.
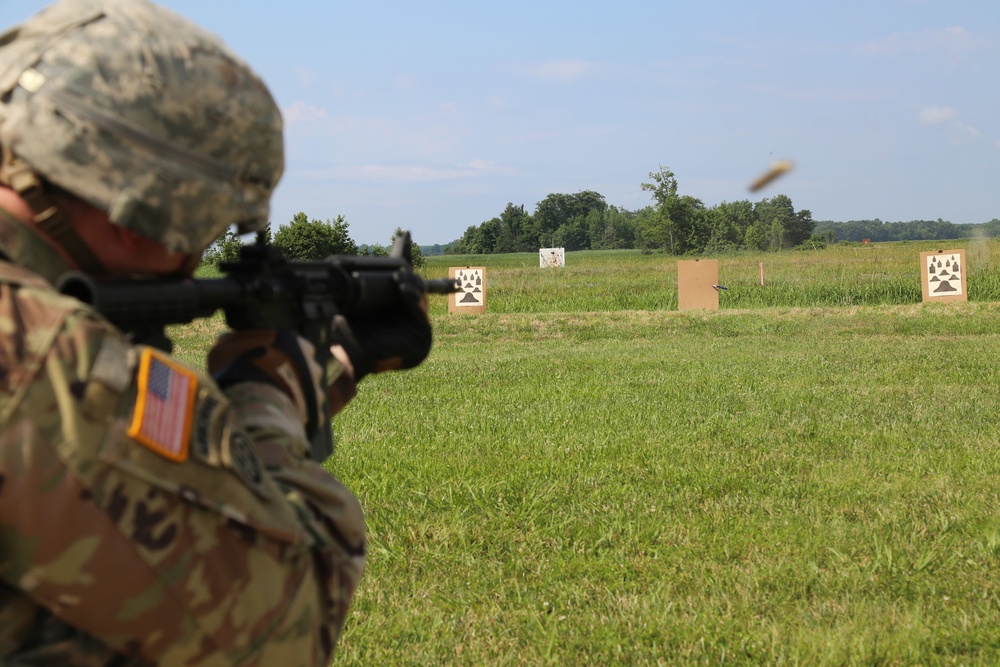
[56,231,458,461]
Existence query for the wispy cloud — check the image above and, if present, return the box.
[299,159,514,183]
[955,122,982,140]
[282,101,329,123]
[858,26,975,56]
[918,106,982,143]
[918,106,957,125]
[517,59,594,83]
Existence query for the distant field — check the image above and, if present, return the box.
[175,240,1000,665]
[419,238,1000,312]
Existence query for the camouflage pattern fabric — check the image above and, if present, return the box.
[0,0,284,255]
[0,209,367,666]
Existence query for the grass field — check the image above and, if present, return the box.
[414,237,1000,313]
[176,239,1000,665]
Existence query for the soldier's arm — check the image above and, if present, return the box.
[220,377,367,651]
[205,330,368,648]
[1,292,365,664]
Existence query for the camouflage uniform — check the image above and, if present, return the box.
[0,206,367,666]
[0,1,368,665]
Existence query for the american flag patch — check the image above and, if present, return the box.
[127,348,198,462]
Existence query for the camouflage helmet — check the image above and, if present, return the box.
[0,0,284,255]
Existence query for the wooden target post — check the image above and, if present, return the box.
[539,248,565,268]
[677,259,720,311]
[920,249,967,303]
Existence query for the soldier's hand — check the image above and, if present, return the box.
[207,329,328,437]
[331,273,432,382]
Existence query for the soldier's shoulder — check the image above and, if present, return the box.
[0,259,56,291]
[0,260,102,316]
[0,260,119,396]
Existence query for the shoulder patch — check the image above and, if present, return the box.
[222,426,265,492]
[127,348,198,462]
[190,391,224,466]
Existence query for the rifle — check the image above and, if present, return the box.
[56,231,458,461]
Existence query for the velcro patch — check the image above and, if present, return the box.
[223,429,264,489]
[190,392,224,466]
[90,334,135,393]
[127,348,198,462]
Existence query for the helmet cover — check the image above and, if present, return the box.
[0,0,284,254]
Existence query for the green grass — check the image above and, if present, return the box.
[173,240,1000,665]
[329,304,1000,665]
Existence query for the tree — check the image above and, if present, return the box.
[259,221,273,244]
[532,194,569,244]
[677,196,708,253]
[533,191,607,249]
[713,200,756,249]
[638,167,709,255]
[585,209,611,250]
[754,196,791,250]
[273,212,358,260]
[744,222,769,251]
[635,206,668,253]
[582,206,640,250]
[458,217,502,254]
[495,203,533,253]
[453,225,479,254]
[640,166,681,254]
[792,209,816,246]
[202,227,244,266]
[358,243,388,257]
[552,216,589,251]
[753,195,814,250]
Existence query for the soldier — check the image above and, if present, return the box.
[0,0,432,665]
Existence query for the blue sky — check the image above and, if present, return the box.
[3,1,999,245]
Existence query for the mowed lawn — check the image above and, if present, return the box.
[174,240,1000,665]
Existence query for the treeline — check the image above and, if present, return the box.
[446,167,818,255]
[813,218,1000,243]
[204,170,999,263]
[437,166,998,256]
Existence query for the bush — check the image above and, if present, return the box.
[797,230,837,251]
[202,228,244,266]
[273,213,357,259]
